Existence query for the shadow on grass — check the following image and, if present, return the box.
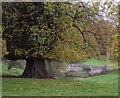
[1,75,19,78]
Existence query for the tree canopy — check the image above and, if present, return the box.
[2,2,71,59]
[2,2,104,61]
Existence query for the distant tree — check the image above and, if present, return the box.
[88,2,118,60]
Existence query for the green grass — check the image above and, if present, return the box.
[2,71,118,96]
[83,58,118,65]
[83,58,119,71]
[0,64,2,75]
[1,58,119,96]
[1,63,23,76]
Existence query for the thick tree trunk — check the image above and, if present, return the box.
[20,58,53,79]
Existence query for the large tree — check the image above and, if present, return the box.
[2,2,73,78]
[2,2,113,78]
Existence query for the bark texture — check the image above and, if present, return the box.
[20,58,53,79]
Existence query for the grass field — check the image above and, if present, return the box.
[2,71,119,96]
[83,58,118,65]
[1,58,119,96]
[1,63,23,76]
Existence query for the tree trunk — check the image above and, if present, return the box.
[20,58,53,79]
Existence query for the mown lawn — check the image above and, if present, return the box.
[83,58,118,65]
[1,59,119,96]
[2,71,119,96]
[1,63,23,76]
